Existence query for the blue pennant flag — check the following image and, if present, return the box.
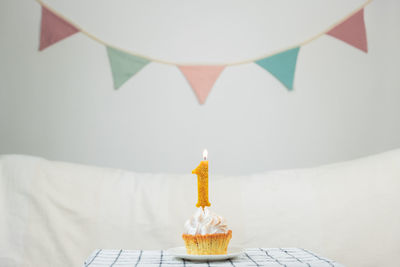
[255,47,300,90]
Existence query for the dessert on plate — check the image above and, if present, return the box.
[182,150,232,255]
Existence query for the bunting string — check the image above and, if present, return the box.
[36,0,372,104]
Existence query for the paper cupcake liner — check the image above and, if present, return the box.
[182,230,232,255]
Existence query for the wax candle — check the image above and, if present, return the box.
[192,149,211,208]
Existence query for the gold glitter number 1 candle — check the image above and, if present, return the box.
[192,149,211,208]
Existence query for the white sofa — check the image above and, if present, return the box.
[0,150,399,267]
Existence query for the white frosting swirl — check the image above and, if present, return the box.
[184,207,229,235]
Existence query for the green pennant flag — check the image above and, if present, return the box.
[106,46,150,89]
[255,47,300,90]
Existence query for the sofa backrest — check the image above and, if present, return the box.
[0,150,399,267]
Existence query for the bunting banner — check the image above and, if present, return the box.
[36,0,371,104]
[179,66,225,104]
[39,6,79,51]
[326,9,368,53]
[255,47,300,90]
[106,46,150,89]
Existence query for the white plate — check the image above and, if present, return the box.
[167,246,244,261]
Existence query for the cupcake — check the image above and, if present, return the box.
[182,207,232,255]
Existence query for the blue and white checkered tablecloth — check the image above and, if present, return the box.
[83,248,344,267]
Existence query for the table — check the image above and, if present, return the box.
[83,248,344,266]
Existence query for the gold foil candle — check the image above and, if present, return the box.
[192,149,211,208]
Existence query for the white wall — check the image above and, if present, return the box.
[1,0,400,175]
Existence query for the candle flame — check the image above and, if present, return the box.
[203,149,208,161]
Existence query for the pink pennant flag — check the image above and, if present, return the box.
[39,6,79,51]
[179,65,225,104]
[326,9,368,53]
